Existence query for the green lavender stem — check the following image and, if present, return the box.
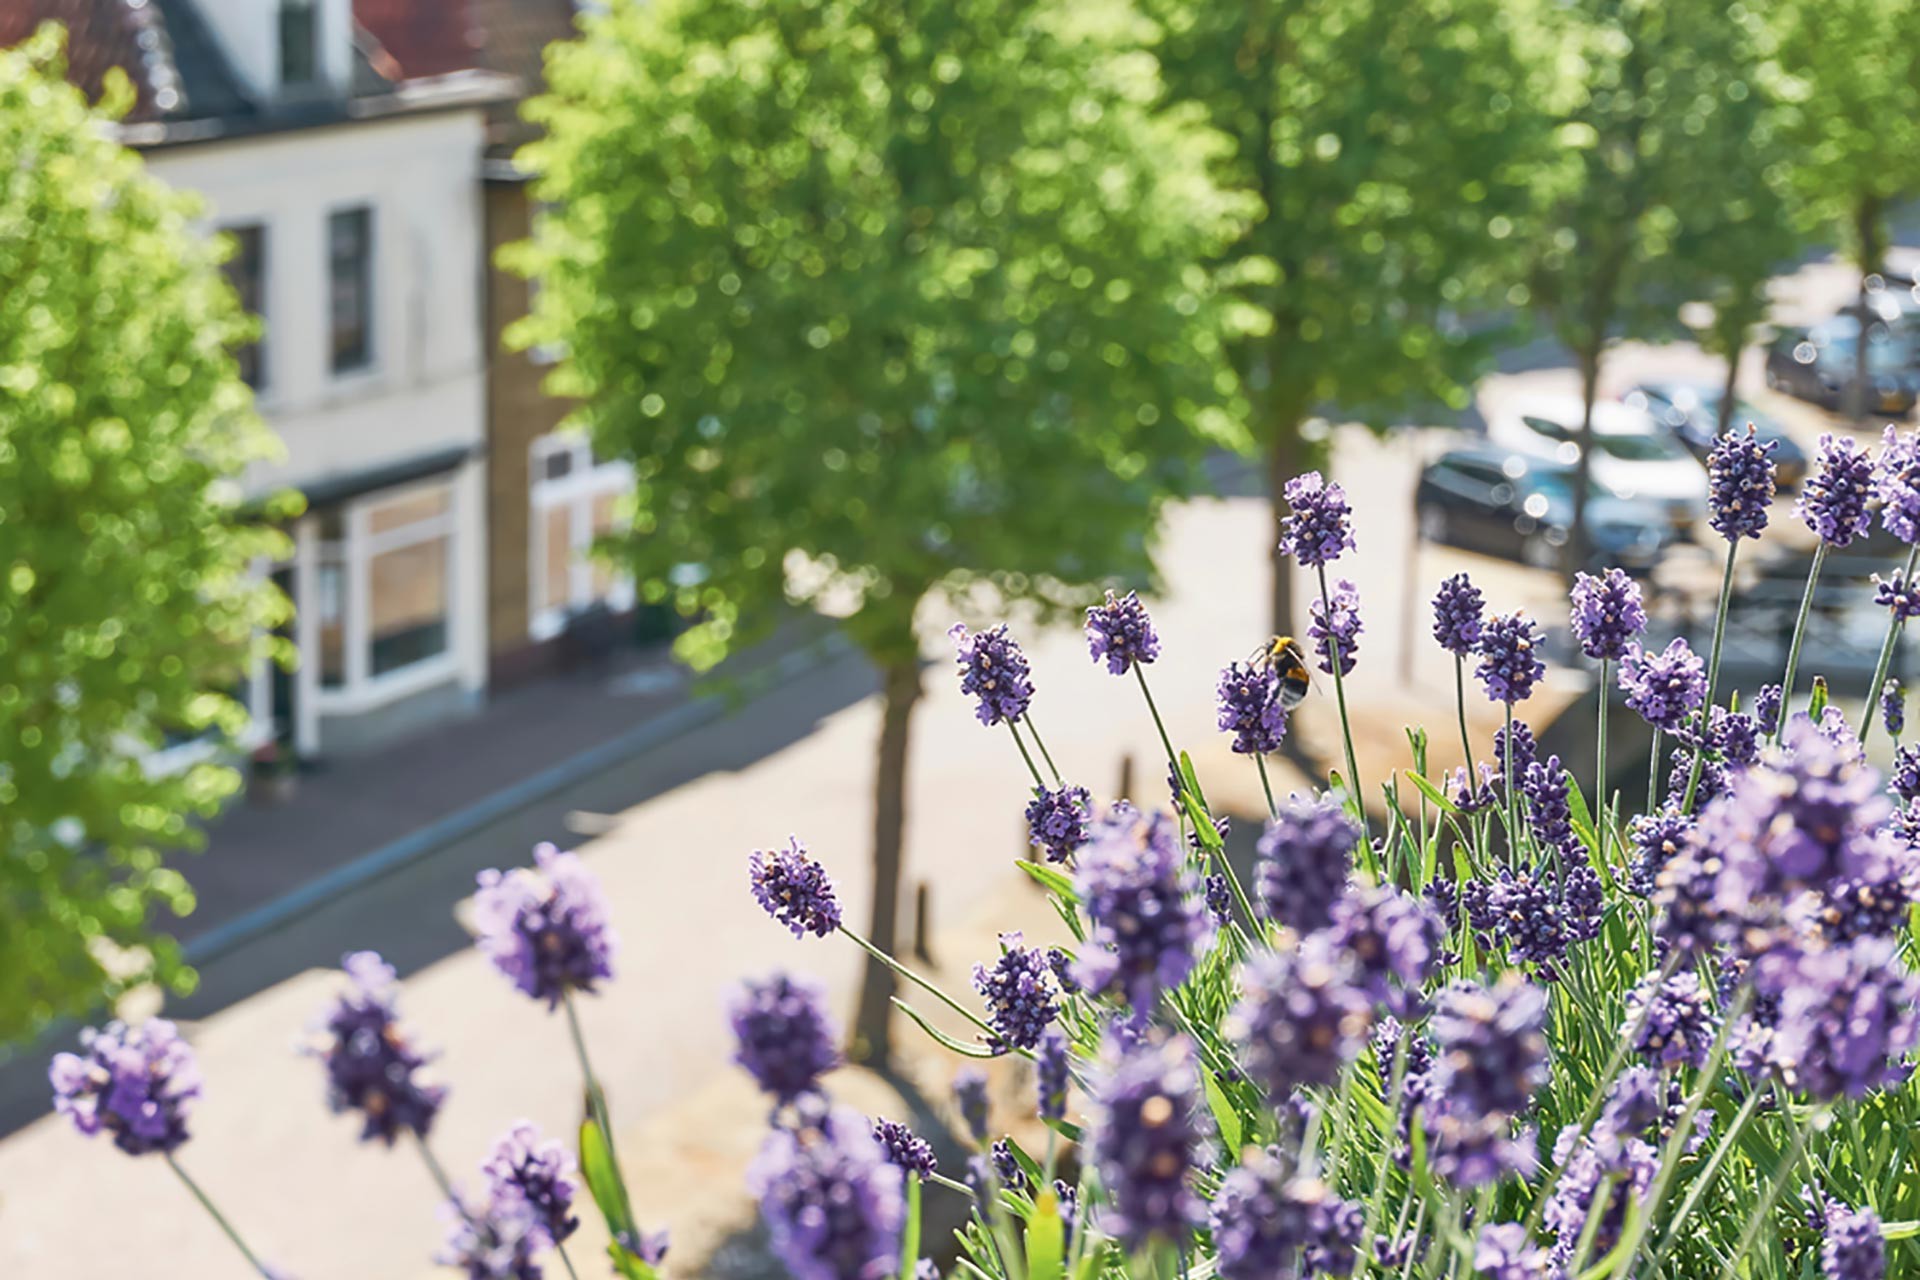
[1502,702,1517,864]
[1594,659,1611,873]
[166,1154,273,1278]
[1776,541,1829,739]
[1255,752,1278,818]
[1317,564,1366,830]
[1646,728,1662,813]
[1133,665,1179,773]
[837,925,1001,1046]
[1681,540,1740,812]
[1859,541,1920,744]
[1454,654,1474,776]
[1022,714,1064,783]
[1008,721,1046,789]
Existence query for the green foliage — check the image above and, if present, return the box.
[507,0,1251,668]
[1142,0,1554,432]
[0,29,289,1042]
[1765,0,1920,271]
[1528,0,1781,364]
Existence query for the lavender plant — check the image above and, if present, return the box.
[50,458,1920,1280]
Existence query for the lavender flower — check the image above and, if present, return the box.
[1521,757,1572,854]
[989,1139,1027,1191]
[1569,569,1646,662]
[1709,706,1762,766]
[1753,683,1783,736]
[1482,866,1569,972]
[1255,794,1358,932]
[1474,1224,1551,1280]
[1210,1145,1363,1280]
[1371,1017,1435,1155]
[1823,1204,1887,1280]
[1204,873,1233,924]
[483,1122,579,1248]
[1446,762,1498,813]
[1086,1034,1207,1248]
[1873,573,1920,628]
[1432,573,1485,656]
[1799,433,1876,548]
[1476,612,1546,705]
[1426,975,1549,1186]
[1329,883,1444,1011]
[750,1106,905,1280]
[1542,1123,1657,1266]
[1280,471,1356,567]
[750,837,843,939]
[1036,1027,1070,1122]
[871,1118,937,1180]
[730,972,839,1103]
[1884,680,1906,739]
[1025,784,1092,863]
[1710,719,1898,909]
[954,1069,989,1143]
[473,843,617,1008]
[1562,856,1605,944]
[1217,661,1287,754]
[1619,638,1706,733]
[1754,938,1920,1101]
[1893,745,1920,804]
[1072,808,1211,1012]
[1624,970,1717,1069]
[1228,932,1374,1101]
[438,1191,543,1280]
[1308,578,1364,677]
[1880,424,1920,543]
[948,622,1034,726]
[1493,721,1538,794]
[306,951,445,1145]
[49,1019,199,1156]
[972,932,1059,1053]
[1085,590,1160,675]
[1708,425,1778,541]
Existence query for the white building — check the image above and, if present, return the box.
[32,0,516,757]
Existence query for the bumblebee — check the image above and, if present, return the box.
[1252,635,1314,710]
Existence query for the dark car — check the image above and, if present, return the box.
[1764,315,1919,415]
[1622,381,1809,488]
[1415,447,1675,572]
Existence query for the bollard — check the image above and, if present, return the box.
[913,881,934,965]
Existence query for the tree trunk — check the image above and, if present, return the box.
[850,655,923,1066]
[1716,343,1741,439]
[1268,423,1305,639]
[1570,343,1602,581]
[1850,192,1886,423]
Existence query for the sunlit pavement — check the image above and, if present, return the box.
[2,246,1914,1277]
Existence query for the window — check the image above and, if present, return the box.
[367,486,452,676]
[280,0,318,87]
[529,435,634,640]
[316,509,347,688]
[222,224,267,389]
[329,207,373,373]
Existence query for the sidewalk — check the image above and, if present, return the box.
[181,629,840,957]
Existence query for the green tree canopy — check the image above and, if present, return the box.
[510,0,1249,1058]
[1140,0,1554,631]
[0,29,289,1043]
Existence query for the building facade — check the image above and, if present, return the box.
[9,0,515,758]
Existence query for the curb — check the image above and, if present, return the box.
[182,636,854,966]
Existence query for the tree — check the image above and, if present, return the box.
[1140,0,1553,634]
[1767,0,1920,421]
[510,0,1249,1062]
[0,30,289,1043]
[1527,0,1781,566]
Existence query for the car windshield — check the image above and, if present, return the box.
[1520,471,1606,503]
[1823,331,1912,374]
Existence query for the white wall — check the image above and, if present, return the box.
[148,109,491,497]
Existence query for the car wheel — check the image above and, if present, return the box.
[1418,505,1448,546]
[1523,535,1557,570]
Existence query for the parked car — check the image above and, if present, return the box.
[1764,315,1919,415]
[1415,447,1676,572]
[1483,392,1708,536]
[1622,381,1809,489]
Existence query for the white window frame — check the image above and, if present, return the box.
[312,476,462,713]
[528,434,635,643]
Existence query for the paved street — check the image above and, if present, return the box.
[2,241,1916,1277]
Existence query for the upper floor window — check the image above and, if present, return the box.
[329,207,373,373]
[279,0,318,87]
[221,223,267,389]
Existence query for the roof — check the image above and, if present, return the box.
[5,0,515,146]
[380,0,582,158]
